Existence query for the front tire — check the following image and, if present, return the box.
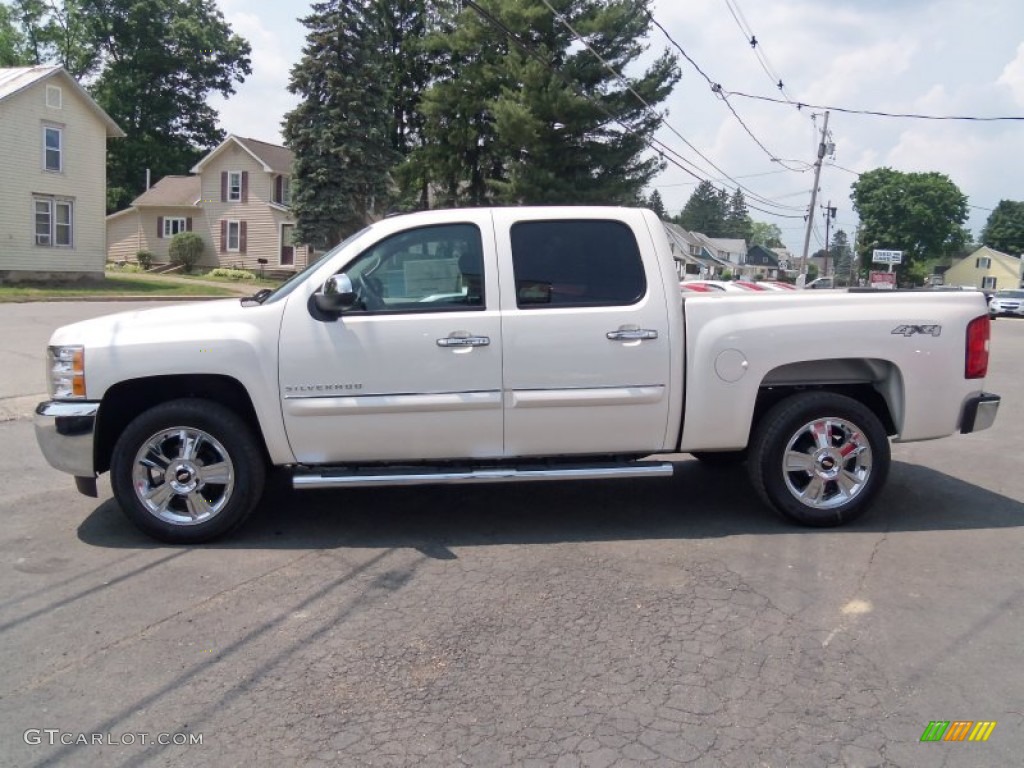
[748,392,890,526]
[110,399,265,543]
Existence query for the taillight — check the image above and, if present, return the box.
[965,314,990,379]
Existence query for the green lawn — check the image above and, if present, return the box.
[174,271,283,288]
[0,275,239,302]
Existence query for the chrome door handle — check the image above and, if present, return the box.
[437,335,490,347]
[606,329,658,341]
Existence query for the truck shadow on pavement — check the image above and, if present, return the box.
[77,459,1024,551]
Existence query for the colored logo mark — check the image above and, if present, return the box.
[920,721,997,742]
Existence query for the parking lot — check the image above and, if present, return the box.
[1,301,1022,767]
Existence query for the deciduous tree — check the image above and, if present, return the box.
[981,200,1024,256]
[749,221,783,248]
[851,167,969,283]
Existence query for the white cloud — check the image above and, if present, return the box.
[207,4,306,144]
[997,42,1024,107]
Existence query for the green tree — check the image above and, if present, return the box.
[981,200,1024,256]
[407,0,680,206]
[829,229,853,284]
[723,188,752,240]
[88,0,251,212]
[851,167,969,283]
[7,0,98,75]
[284,0,397,247]
[10,0,252,212]
[644,189,668,219]
[0,2,31,64]
[676,180,727,235]
[749,221,783,248]
[379,0,435,209]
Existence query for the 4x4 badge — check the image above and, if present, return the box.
[891,324,942,337]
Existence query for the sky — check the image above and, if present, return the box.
[208,0,1024,255]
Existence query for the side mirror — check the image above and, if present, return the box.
[314,273,357,313]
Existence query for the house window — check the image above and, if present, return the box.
[281,177,291,206]
[34,197,73,247]
[163,217,187,237]
[975,257,991,269]
[227,220,240,251]
[43,126,62,172]
[46,85,62,109]
[228,171,242,202]
[982,276,997,290]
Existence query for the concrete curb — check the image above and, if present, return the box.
[0,395,44,423]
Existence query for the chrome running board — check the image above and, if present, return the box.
[293,461,674,489]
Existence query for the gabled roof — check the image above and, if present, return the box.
[664,224,732,269]
[130,175,201,208]
[190,134,294,174]
[0,65,125,137]
[966,245,1018,263]
[745,244,780,268]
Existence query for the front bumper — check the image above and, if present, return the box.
[960,393,1000,434]
[34,400,99,478]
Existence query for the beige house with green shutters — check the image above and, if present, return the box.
[0,66,124,282]
[943,245,1022,291]
[107,135,309,272]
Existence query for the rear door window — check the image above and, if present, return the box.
[509,220,646,308]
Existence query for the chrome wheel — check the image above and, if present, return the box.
[131,427,235,526]
[782,417,872,510]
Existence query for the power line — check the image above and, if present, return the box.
[641,7,807,172]
[535,0,806,210]
[726,90,1024,121]
[458,0,808,219]
[721,0,796,104]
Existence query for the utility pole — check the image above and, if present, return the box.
[823,200,836,276]
[799,110,830,282]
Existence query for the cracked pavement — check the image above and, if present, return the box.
[1,302,1022,767]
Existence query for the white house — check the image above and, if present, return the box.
[0,66,124,282]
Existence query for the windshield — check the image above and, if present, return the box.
[995,290,1024,298]
[260,226,373,305]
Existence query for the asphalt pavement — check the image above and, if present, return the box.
[1,301,1022,767]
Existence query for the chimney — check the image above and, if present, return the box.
[145,168,151,190]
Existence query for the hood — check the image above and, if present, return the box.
[49,299,263,348]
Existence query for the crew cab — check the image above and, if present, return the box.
[35,207,1001,542]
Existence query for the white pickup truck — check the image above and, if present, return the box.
[36,207,1000,542]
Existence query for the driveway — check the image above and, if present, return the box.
[1,301,1022,767]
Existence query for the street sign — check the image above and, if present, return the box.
[872,249,903,265]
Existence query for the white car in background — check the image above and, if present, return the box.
[988,289,1024,318]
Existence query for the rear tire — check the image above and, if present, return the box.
[748,391,889,527]
[110,398,265,543]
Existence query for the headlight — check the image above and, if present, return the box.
[47,345,86,399]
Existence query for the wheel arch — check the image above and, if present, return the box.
[754,358,903,437]
[95,374,267,475]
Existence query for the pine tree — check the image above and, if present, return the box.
[724,189,752,241]
[645,189,668,219]
[406,0,680,207]
[676,181,728,235]
[284,0,398,247]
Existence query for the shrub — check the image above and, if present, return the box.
[105,261,143,273]
[168,232,205,273]
[136,250,154,270]
[208,267,256,281]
